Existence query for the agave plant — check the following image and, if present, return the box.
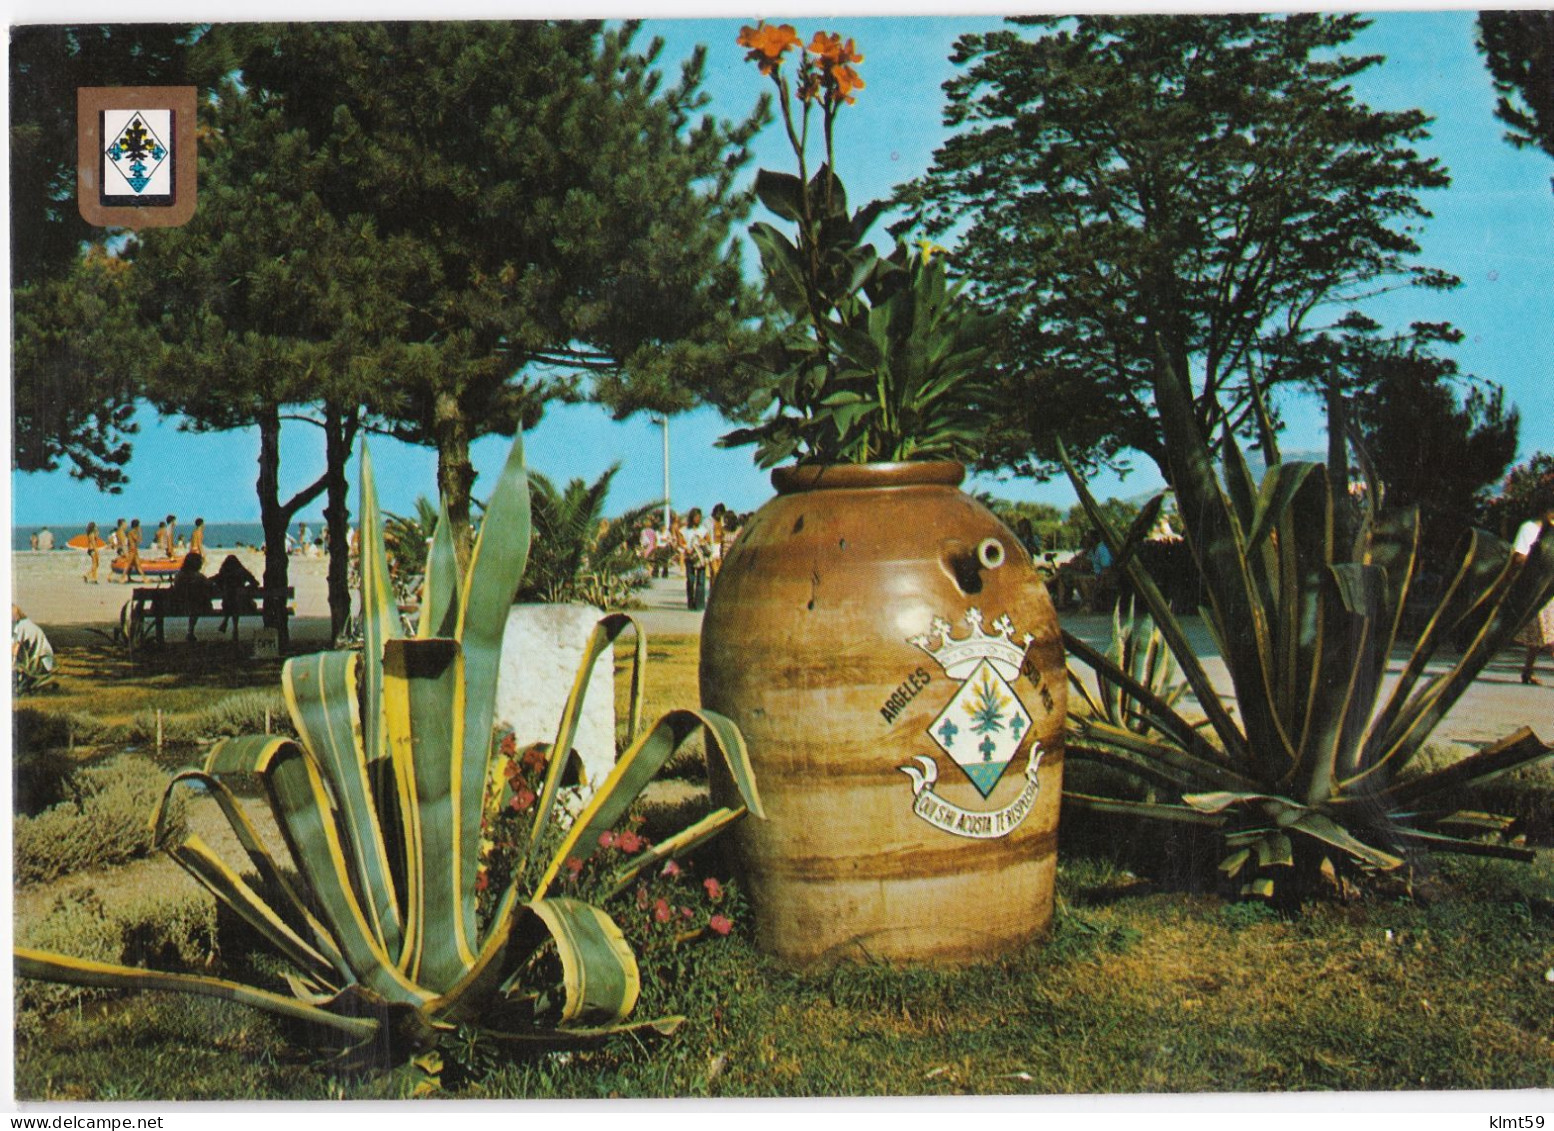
[17,435,763,1067]
[1061,364,1554,902]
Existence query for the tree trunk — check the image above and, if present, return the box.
[434,387,478,573]
[255,403,330,653]
[323,403,359,645]
[256,408,294,650]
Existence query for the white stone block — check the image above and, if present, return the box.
[493,603,616,794]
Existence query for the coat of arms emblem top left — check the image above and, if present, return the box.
[78,87,198,229]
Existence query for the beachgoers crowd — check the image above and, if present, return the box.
[635,504,747,612]
[53,515,208,585]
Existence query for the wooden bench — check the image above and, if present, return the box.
[128,585,293,649]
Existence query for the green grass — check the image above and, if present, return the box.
[14,633,1554,1100]
[16,851,1553,1099]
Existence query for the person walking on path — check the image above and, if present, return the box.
[124,519,146,582]
[160,515,179,558]
[1513,507,1554,685]
[639,514,663,577]
[709,503,728,583]
[682,507,713,611]
[190,517,206,559]
[81,522,105,583]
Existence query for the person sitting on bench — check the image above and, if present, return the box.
[169,553,213,641]
[212,554,261,634]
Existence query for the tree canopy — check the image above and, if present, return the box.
[897,14,1456,483]
[213,21,767,553]
[10,25,204,488]
[1333,319,1519,556]
[1477,11,1554,166]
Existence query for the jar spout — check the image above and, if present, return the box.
[942,536,1006,595]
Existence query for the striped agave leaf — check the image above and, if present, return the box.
[15,433,762,1066]
[1060,358,1554,901]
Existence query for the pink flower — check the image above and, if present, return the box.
[703,877,724,901]
[565,857,584,878]
[681,906,695,920]
[636,885,650,910]
[653,898,673,924]
[616,830,644,854]
[598,830,617,849]
[500,733,518,756]
[709,914,733,936]
[508,786,535,812]
[475,870,490,893]
[661,860,682,878]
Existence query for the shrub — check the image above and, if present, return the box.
[188,689,291,738]
[15,885,219,1038]
[15,756,187,886]
[14,746,80,817]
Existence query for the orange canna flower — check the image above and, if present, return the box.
[806,32,866,104]
[738,22,802,75]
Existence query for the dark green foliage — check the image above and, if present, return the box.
[1330,319,1520,558]
[1485,452,1554,535]
[518,464,655,606]
[1477,11,1554,163]
[898,14,1456,483]
[12,250,141,491]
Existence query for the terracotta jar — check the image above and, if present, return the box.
[700,461,1066,965]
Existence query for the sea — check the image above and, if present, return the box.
[13,522,270,553]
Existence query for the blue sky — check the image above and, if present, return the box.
[10,10,1554,527]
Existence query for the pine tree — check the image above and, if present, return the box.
[220,21,767,562]
[1477,11,1554,164]
[10,25,203,488]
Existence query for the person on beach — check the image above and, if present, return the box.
[1513,507,1554,685]
[190,517,206,559]
[107,519,128,581]
[124,519,145,582]
[709,503,727,583]
[81,522,105,584]
[36,527,54,552]
[161,515,179,558]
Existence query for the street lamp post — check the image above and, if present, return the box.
[651,415,670,530]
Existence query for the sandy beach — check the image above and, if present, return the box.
[11,544,336,647]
